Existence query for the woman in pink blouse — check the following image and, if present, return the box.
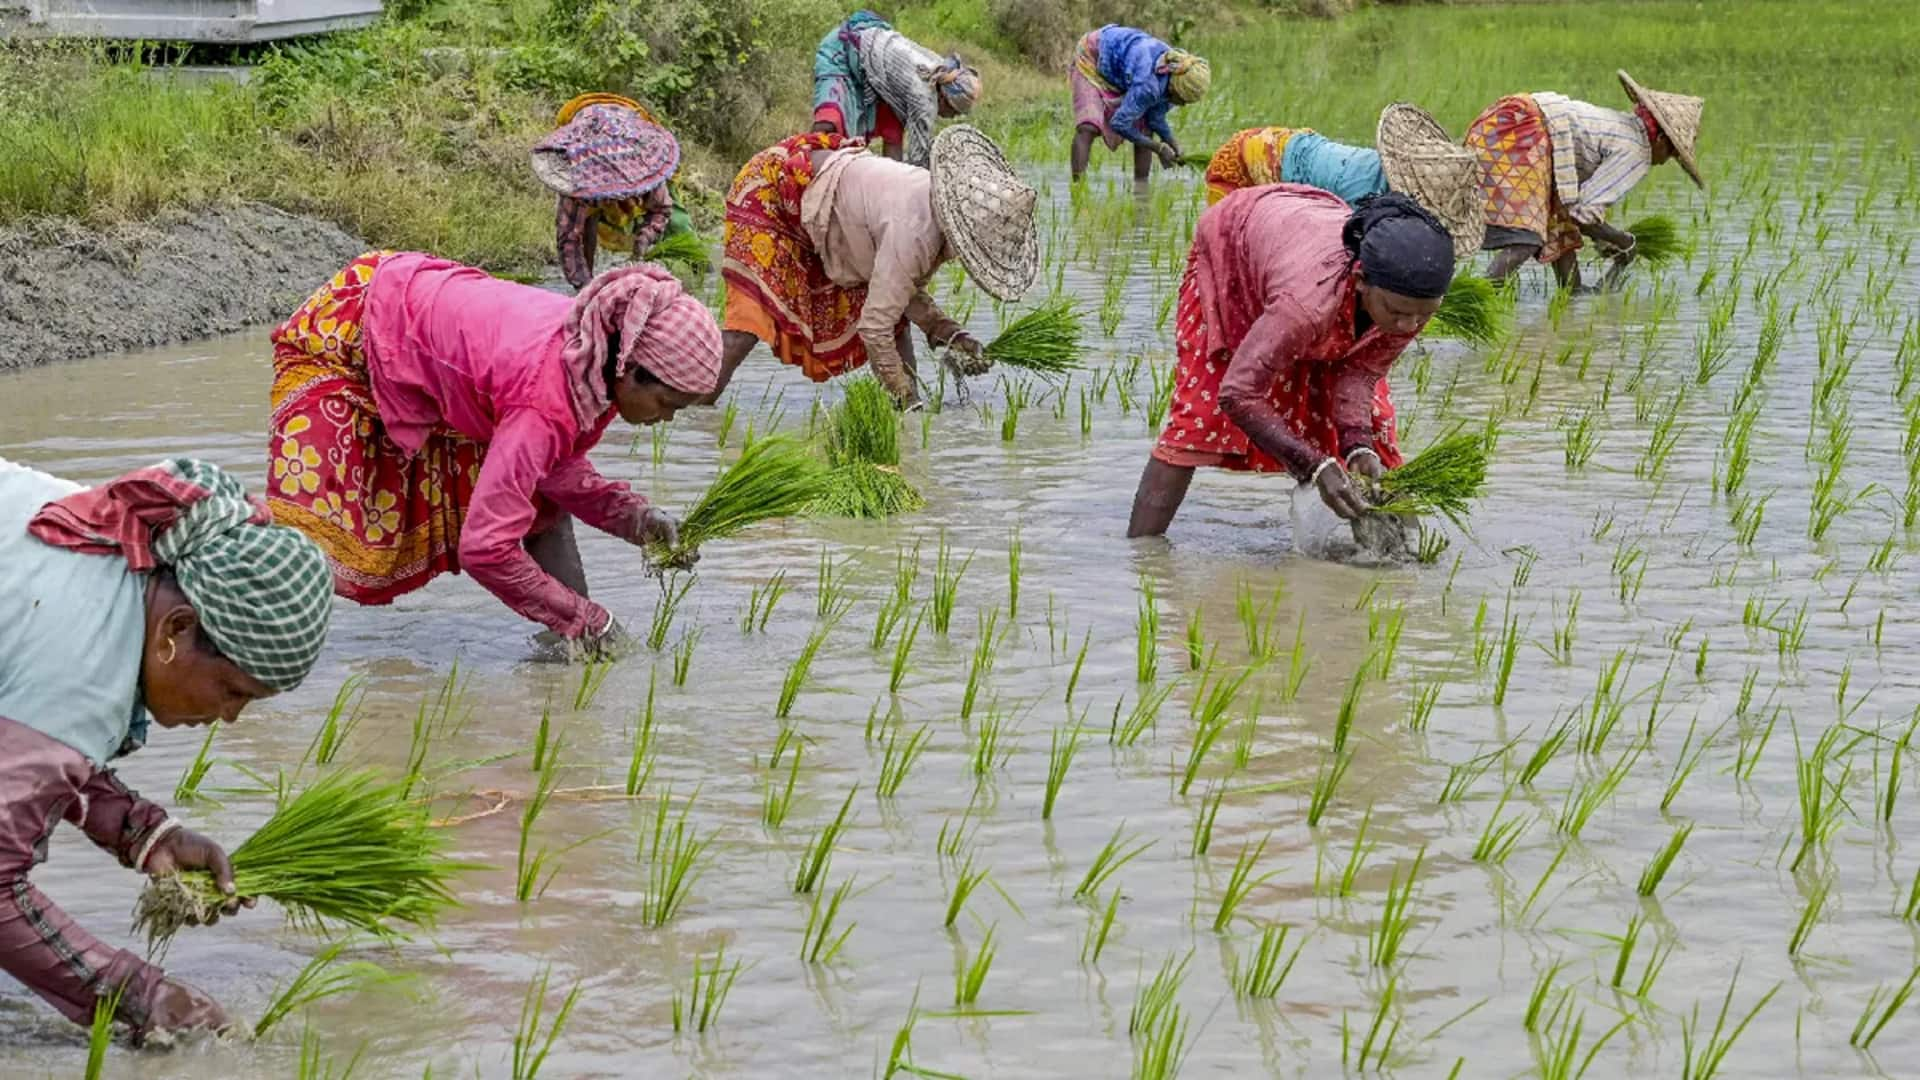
[268,257,720,655]
[1127,187,1454,538]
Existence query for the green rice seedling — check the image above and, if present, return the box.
[1517,842,1574,926]
[1492,600,1523,708]
[84,984,122,1080]
[1549,591,1581,665]
[1626,215,1684,268]
[716,401,738,450]
[1636,389,1688,482]
[1609,913,1676,996]
[1133,1000,1193,1080]
[960,607,1005,721]
[1331,654,1373,758]
[174,722,219,802]
[1044,721,1087,820]
[1430,275,1512,346]
[639,785,711,925]
[877,723,932,799]
[1181,673,1250,796]
[941,848,994,929]
[626,675,658,797]
[952,925,1000,1007]
[648,230,711,275]
[744,570,790,633]
[1331,806,1377,898]
[254,941,410,1040]
[1231,694,1260,770]
[1556,747,1639,839]
[1790,726,1852,872]
[1663,719,1716,812]
[970,702,1018,779]
[1213,833,1278,933]
[984,298,1086,378]
[1440,741,1505,804]
[762,742,803,828]
[1184,607,1205,670]
[1076,824,1153,900]
[1136,575,1161,684]
[1471,787,1531,865]
[1788,876,1832,956]
[1850,963,1920,1051]
[1145,362,1176,431]
[1128,951,1192,1038]
[889,605,927,694]
[1374,433,1489,528]
[648,436,828,569]
[1280,613,1313,703]
[1561,407,1601,470]
[777,617,838,720]
[1884,711,1919,823]
[1369,846,1425,970]
[1535,1001,1630,1080]
[293,1024,365,1080]
[1229,924,1306,999]
[816,378,923,518]
[1190,784,1224,857]
[573,655,613,709]
[670,628,700,686]
[814,548,854,621]
[1307,745,1354,827]
[999,379,1033,442]
[1680,962,1780,1080]
[1113,680,1180,748]
[1405,680,1441,733]
[135,768,470,944]
[1638,823,1694,898]
[530,707,554,775]
[1525,960,1571,1032]
[794,786,858,895]
[516,734,568,902]
[1345,975,1403,1074]
[645,573,695,651]
[306,676,367,767]
[1368,600,1408,679]
[1082,886,1122,965]
[930,534,972,635]
[801,874,857,965]
[1099,266,1127,338]
[1415,525,1451,564]
[671,947,742,1034]
[1006,527,1022,621]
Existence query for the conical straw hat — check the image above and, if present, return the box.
[1617,70,1705,189]
[929,125,1038,303]
[1375,103,1485,260]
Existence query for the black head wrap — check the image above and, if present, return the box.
[1341,193,1455,300]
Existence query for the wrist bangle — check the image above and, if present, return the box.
[135,818,181,873]
[1308,457,1341,486]
[1345,447,1381,468]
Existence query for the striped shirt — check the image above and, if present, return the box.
[1532,93,1652,225]
[858,28,943,167]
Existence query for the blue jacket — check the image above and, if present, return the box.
[1095,25,1177,148]
[1282,133,1390,205]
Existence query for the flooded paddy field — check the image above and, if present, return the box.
[6,4,1920,1077]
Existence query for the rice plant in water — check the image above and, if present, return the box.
[814,378,924,518]
[672,947,743,1034]
[931,533,973,635]
[794,786,858,894]
[1626,215,1685,268]
[1850,963,1920,1051]
[1368,847,1425,970]
[1076,824,1153,899]
[1680,962,1779,1080]
[800,874,858,965]
[952,925,999,1007]
[984,297,1086,378]
[639,785,711,926]
[648,435,828,570]
[134,768,471,944]
[511,966,581,1080]
[1429,275,1512,346]
[1213,833,1278,933]
[254,940,411,1040]
[306,675,367,767]
[1375,433,1489,529]
[173,721,219,802]
[1229,924,1306,999]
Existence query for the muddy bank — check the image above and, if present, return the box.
[0,202,366,371]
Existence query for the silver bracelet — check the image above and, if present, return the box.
[1308,457,1340,486]
[135,817,182,873]
[1345,447,1381,469]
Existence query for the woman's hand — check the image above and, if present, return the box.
[945,332,991,376]
[144,827,252,919]
[1156,142,1181,169]
[633,507,681,551]
[143,976,230,1036]
[1313,460,1371,521]
[576,615,636,662]
[1345,448,1387,482]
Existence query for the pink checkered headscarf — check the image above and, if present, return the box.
[560,265,721,427]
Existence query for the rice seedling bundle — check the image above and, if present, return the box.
[133,768,472,944]
[1428,275,1512,347]
[813,378,924,519]
[647,231,711,273]
[1177,150,1214,170]
[1625,215,1684,268]
[649,435,828,569]
[984,298,1086,378]
[1374,433,1489,529]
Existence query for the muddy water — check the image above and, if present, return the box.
[5,164,1920,1079]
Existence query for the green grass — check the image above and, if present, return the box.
[513,965,582,1079]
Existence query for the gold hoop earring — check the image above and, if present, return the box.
[160,638,177,665]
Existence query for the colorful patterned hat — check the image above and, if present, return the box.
[532,103,680,202]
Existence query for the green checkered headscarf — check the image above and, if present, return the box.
[28,458,333,690]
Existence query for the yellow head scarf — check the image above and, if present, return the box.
[1160,51,1211,105]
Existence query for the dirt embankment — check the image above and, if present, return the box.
[0,202,367,371]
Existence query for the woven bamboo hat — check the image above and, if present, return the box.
[1617,70,1705,189]
[1375,103,1485,260]
[929,125,1038,302]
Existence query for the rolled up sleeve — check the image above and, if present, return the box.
[1216,299,1326,481]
